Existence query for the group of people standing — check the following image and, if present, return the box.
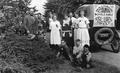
[49,10,90,49]
[19,8,92,68]
[49,11,91,68]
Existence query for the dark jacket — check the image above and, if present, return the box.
[23,15,38,34]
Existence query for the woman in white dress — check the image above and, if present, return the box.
[76,11,90,47]
[49,14,61,45]
[49,14,61,56]
[72,13,80,44]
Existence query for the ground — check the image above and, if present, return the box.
[93,45,120,69]
[44,48,120,73]
[44,32,120,73]
[0,32,119,73]
[45,59,120,73]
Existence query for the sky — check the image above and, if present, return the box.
[29,0,47,14]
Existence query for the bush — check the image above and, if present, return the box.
[0,34,57,73]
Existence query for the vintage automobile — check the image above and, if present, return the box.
[76,4,120,53]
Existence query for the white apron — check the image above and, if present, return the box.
[50,20,61,45]
[73,18,80,44]
[76,17,90,47]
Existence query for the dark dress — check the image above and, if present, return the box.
[62,19,73,47]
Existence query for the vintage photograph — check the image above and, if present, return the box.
[0,0,119,73]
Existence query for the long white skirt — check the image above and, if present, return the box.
[76,28,90,47]
[50,29,61,45]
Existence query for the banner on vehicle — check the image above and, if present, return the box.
[93,4,115,27]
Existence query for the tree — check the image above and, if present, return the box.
[0,1,58,73]
[0,0,32,29]
[45,0,120,18]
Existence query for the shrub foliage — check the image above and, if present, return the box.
[0,34,56,73]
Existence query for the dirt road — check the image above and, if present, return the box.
[45,32,120,70]
[93,45,120,69]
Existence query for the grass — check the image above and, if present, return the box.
[0,33,56,73]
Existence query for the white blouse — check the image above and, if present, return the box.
[73,45,83,54]
[49,20,61,31]
[63,18,70,26]
[78,17,90,28]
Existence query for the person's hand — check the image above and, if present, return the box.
[27,30,30,33]
[76,53,82,59]
[69,33,72,37]
[62,32,65,37]
[87,26,90,29]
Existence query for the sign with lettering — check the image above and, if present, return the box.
[93,4,115,27]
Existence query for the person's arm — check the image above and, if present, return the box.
[58,21,61,30]
[58,21,62,38]
[23,16,29,33]
[86,52,92,62]
[48,19,50,23]
[71,19,75,28]
[85,18,90,29]
[63,20,65,27]
[76,51,82,58]
[73,47,77,55]
[49,22,52,30]
[76,46,84,58]
[72,17,76,24]
[71,18,76,28]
